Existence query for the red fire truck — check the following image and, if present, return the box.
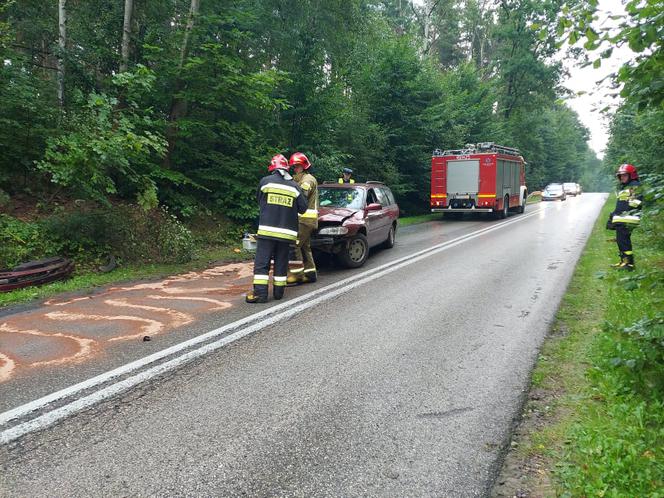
[430,142,527,218]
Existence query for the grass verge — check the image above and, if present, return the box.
[493,196,664,497]
[399,213,445,226]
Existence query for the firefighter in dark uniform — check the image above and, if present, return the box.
[338,167,355,184]
[246,154,308,303]
[287,152,319,285]
[607,163,642,271]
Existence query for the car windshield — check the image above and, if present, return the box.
[545,184,562,192]
[318,187,365,209]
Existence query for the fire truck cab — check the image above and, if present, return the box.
[430,142,527,218]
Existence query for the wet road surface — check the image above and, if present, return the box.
[0,194,606,496]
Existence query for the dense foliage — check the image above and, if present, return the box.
[0,0,602,236]
[553,1,664,494]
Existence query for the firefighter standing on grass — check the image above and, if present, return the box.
[287,152,319,285]
[246,154,307,303]
[607,163,642,271]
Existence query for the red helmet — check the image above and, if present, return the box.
[289,152,311,170]
[268,154,289,172]
[616,163,638,181]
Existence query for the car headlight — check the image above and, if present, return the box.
[318,226,349,235]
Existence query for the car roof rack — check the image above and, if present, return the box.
[365,181,384,185]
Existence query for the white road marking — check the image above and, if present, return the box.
[0,211,540,444]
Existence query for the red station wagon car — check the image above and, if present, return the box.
[312,182,399,268]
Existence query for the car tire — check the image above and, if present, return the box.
[338,233,369,268]
[383,224,396,249]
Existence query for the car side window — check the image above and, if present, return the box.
[374,188,389,207]
[366,189,378,205]
[379,187,395,206]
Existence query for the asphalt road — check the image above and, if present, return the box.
[0,194,607,497]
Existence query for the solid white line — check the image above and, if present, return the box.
[0,210,539,442]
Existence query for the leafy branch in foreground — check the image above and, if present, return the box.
[557,0,664,109]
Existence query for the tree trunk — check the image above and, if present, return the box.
[178,0,200,70]
[120,0,133,73]
[163,0,200,169]
[57,0,66,108]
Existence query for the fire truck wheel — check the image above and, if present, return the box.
[518,195,526,214]
[338,233,369,268]
[498,195,509,219]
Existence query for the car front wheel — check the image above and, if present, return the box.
[338,233,369,268]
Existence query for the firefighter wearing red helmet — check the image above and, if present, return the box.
[246,154,308,303]
[607,163,642,271]
[287,152,319,285]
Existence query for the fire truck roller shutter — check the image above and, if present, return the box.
[511,161,520,204]
[496,159,506,198]
[447,160,480,196]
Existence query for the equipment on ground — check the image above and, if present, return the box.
[0,257,74,292]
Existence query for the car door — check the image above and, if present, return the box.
[365,188,385,247]
[379,187,399,227]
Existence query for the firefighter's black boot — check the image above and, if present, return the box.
[273,286,285,300]
[245,289,268,303]
[623,253,635,271]
[611,253,626,268]
[286,274,302,286]
[302,271,317,283]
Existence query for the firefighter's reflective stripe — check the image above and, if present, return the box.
[261,183,301,197]
[612,214,640,225]
[299,209,318,219]
[629,198,642,208]
[624,250,634,255]
[257,225,298,240]
[478,194,495,198]
[273,276,287,287]
[431,194,446,198]
[304,268,316,274]
[253,274,270,285]
[290,266,304,274]
[617,189,632,201]
[338,178,355,183]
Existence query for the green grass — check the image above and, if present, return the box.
[0,246,251,308]
[518,195,664,497]
[398,213,445,226]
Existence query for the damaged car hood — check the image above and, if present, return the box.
[317,207,358,223]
